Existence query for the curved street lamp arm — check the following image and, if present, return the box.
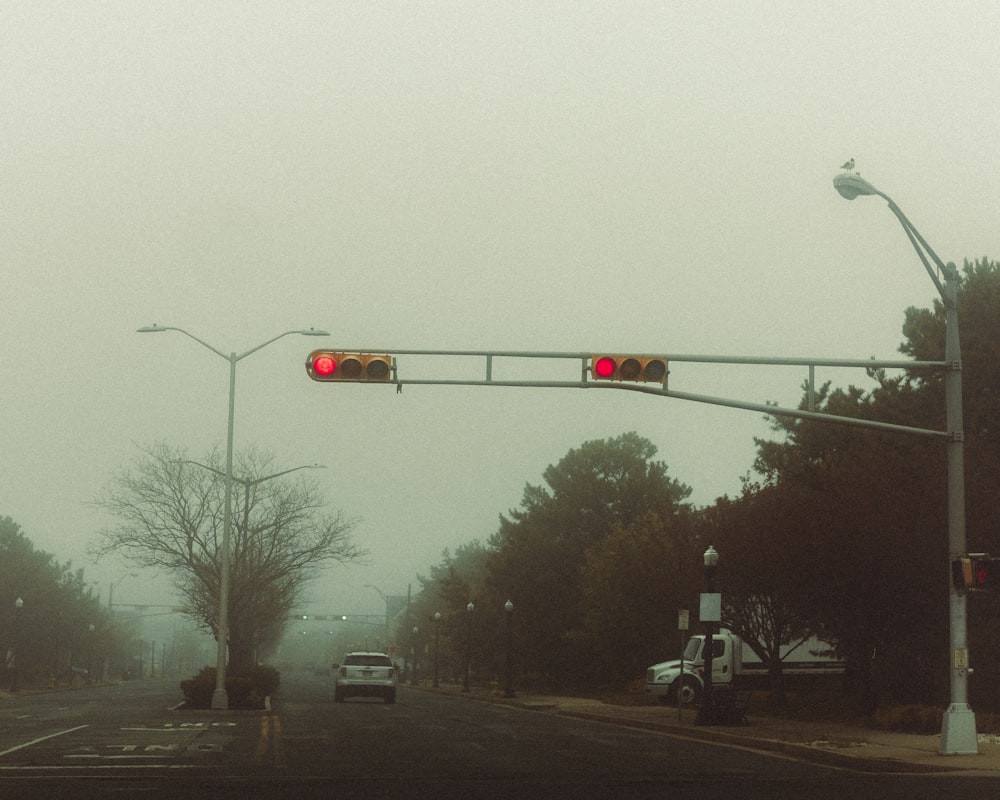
[883,199,952,303]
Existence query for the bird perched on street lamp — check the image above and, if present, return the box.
[840,158,855,171]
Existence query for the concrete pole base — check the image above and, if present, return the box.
[939,704,978,755]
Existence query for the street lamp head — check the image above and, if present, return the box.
[703,546,719,568]
[15,597,24,609]
[136,325,168,333]
[467,601,475,613]
[299,328,330,336]
[833,173,880,201]
[504,600,514,613]
[434,611,442,621]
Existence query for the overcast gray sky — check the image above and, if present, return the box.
[4,2,999,617]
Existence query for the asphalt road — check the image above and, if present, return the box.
[0,673,996,799]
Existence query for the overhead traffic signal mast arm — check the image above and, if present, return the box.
[305,348,950,440]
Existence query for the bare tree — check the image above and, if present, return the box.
[92,443,366,671]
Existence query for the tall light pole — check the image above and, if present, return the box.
[137,325,329,709]
[833,172,976,755]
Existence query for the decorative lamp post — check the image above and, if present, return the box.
[137,324,329,710]
[463,602,475,692]
[11,597,23,693]
[433,612,442,688]
[833,171,975,755]
[503,600,516,699]
[695,546,720,726]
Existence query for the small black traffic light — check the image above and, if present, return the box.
[953,554,1000,591]
[591,355,668,385]
[306,351,393,382]
[972,556,1000,589]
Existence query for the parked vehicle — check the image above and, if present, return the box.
[333,651,397,704]
[645,630,845,705]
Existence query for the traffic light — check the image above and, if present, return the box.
[972,556,1000,589]
[306,351,393,382]
[590,355,668,385]
[953,555,1000,590]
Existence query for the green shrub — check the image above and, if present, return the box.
[179,665,281,709]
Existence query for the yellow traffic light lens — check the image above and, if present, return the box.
[340,357,364,379]
[619,358,642,380]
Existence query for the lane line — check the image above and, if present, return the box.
[0,724,90,757]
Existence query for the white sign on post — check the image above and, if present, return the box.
[700,593,722,623]
[678,609,689,631]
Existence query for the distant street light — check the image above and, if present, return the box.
[433,611,442,688]
[463,602,475,692]
[833,172,975,755]
[11,597,24,693]
[503,600,515,699]
[137,324,329,709]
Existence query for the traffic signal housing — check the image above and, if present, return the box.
[591,355,668,385]
[306,351,393,382]
[953,554,1000,591]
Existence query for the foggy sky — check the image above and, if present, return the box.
[4,1,999,616]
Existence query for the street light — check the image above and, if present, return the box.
[833,171,975,755]
[433,611,442,688]
[463,601,475,692]
[503,600,515,699]
[137,324,329,710]
[11,597,23,693]
[695,547,719,726]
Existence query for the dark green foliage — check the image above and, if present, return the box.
[180,664,281,709]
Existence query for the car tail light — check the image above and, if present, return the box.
[387,668,394,678]
[340,667,347,677]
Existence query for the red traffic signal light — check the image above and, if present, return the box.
[953,555,1000,590]
[306,351,393,382]
[973,557,1000,589]
[591,355,668,385]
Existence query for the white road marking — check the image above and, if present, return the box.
[0,724,90,757]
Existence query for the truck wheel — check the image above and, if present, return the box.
[671,678,700,706]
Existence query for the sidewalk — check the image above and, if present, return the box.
[418,682,1000,775]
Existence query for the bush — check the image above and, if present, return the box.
[179,665,281,709]
[868,704,942,734]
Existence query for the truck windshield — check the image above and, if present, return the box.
[682,637,725,661]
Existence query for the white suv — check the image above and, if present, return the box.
[333,651,397,704]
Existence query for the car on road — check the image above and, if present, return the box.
[333,651,397,704]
